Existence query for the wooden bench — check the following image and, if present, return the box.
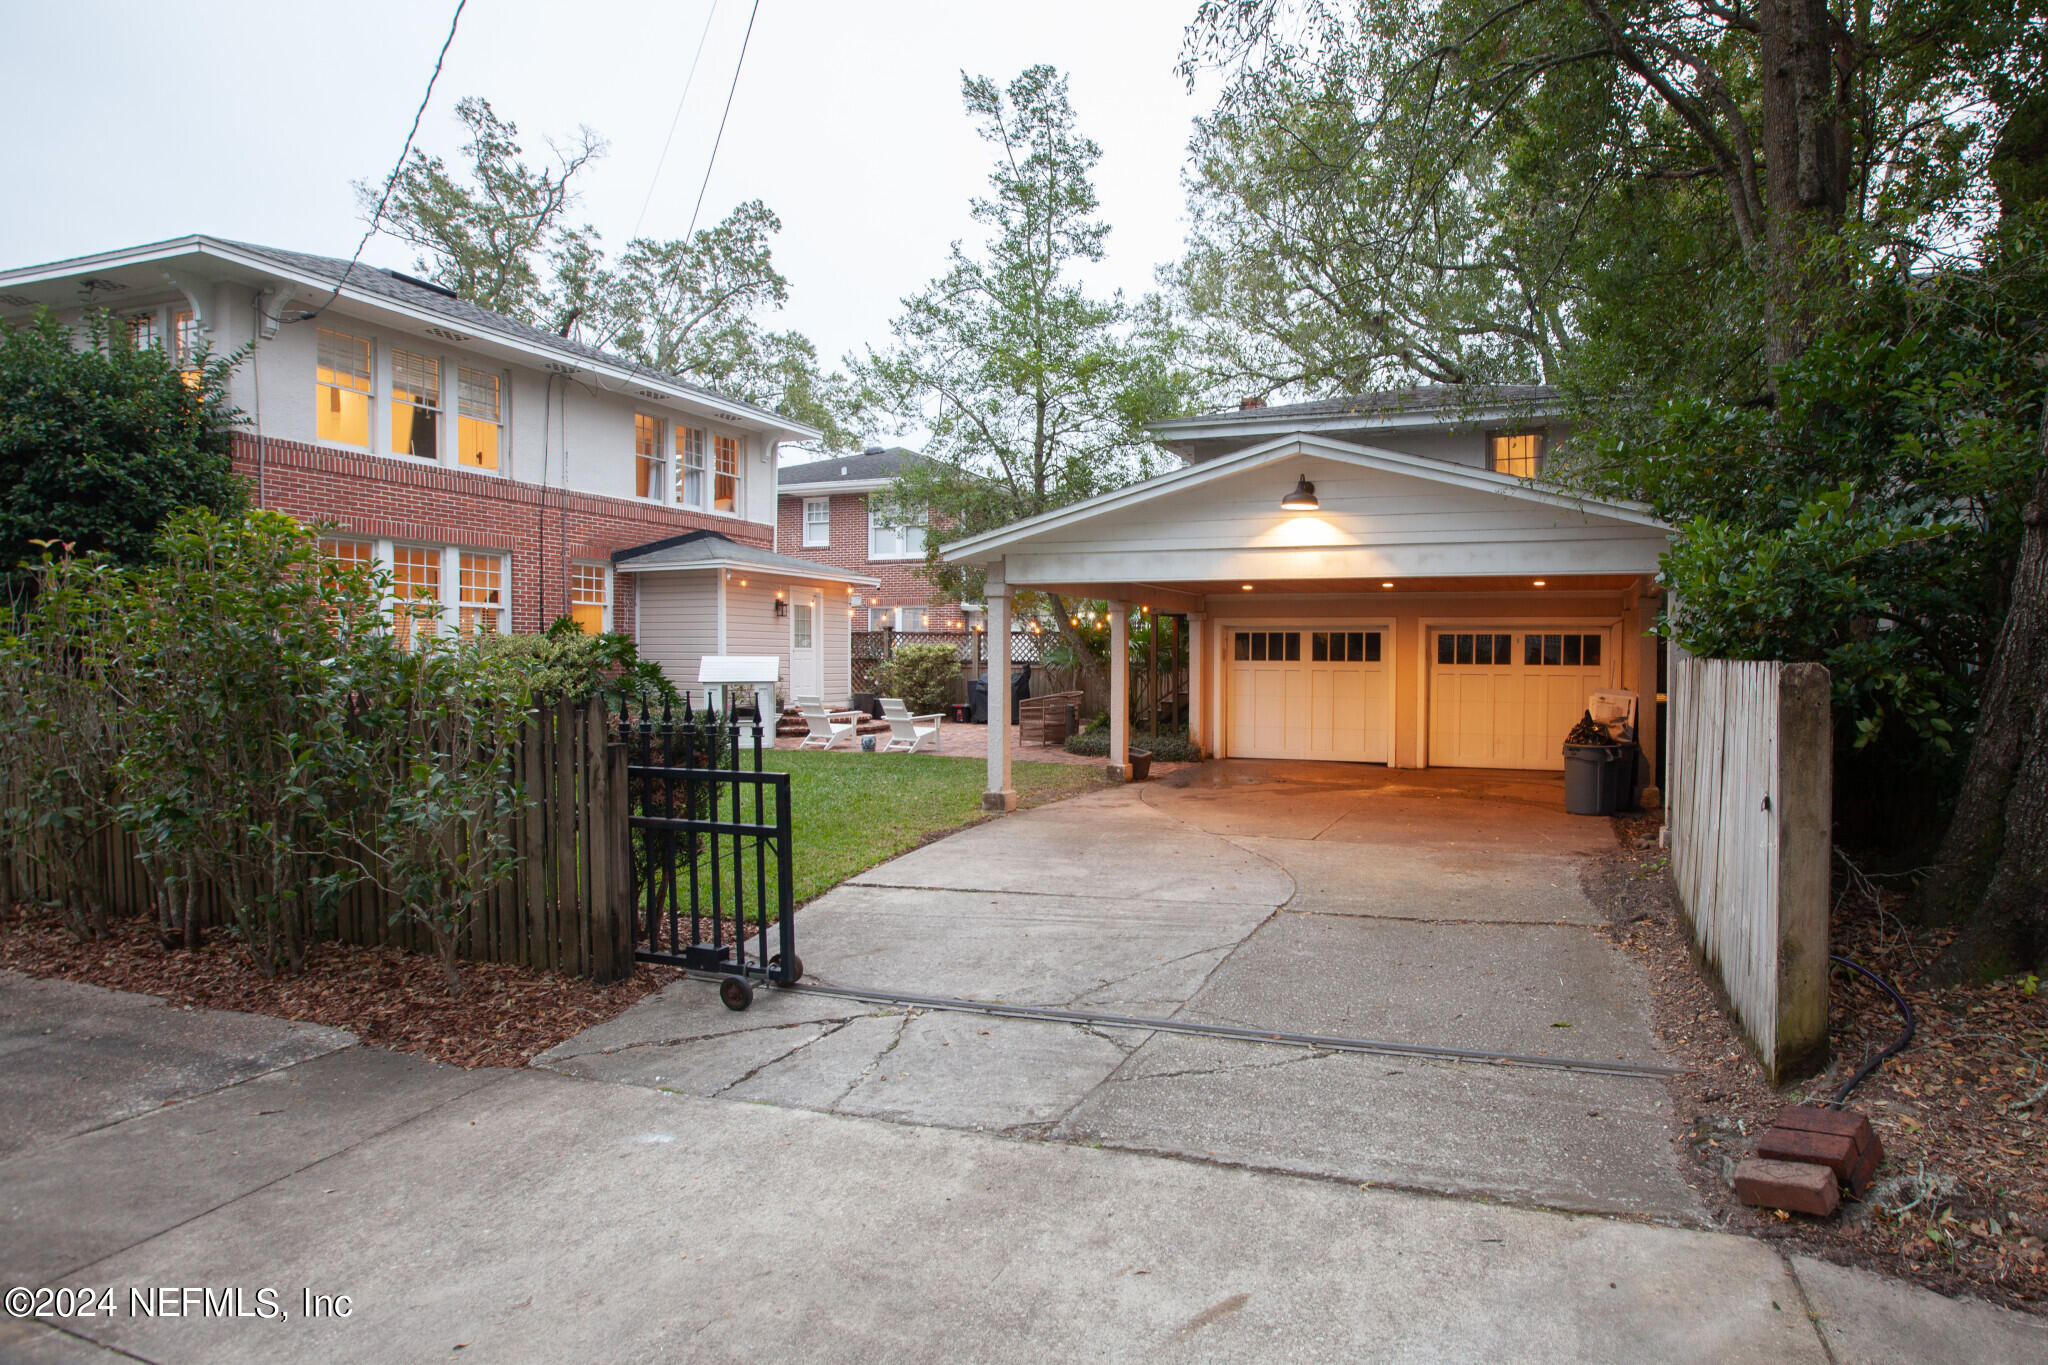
[1018,691,1084,746]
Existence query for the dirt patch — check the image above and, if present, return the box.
[1584,812,2047,1313]
[1,903,680,1069]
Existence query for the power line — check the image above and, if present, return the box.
[686,0,762,241]
[631,0,722,243]
[296,0,467,323]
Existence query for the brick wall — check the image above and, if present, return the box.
[775,490,964,625]
[236,433,772,636]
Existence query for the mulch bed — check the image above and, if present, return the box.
[0,903,679,1068]
[1585,812,2047,1313]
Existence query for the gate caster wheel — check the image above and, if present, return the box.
[719,976,755,1011]
[772,954,804,985]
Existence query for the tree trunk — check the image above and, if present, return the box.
[1755,0,1851,369]
[1045,591,1108,700]
[1926,409,2048,978]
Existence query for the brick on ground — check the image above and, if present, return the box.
[1734,1157,1841,1217]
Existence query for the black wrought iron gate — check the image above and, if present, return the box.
[615,695,798,1010]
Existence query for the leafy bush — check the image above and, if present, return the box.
[877,642,960,714]
[470,616,678,705]
[1064,726,1203,763]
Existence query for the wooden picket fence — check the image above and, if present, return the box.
[4,697,635,983]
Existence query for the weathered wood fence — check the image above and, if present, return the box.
[1666,650,1832,1083]
[5,698,635,983]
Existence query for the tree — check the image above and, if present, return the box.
[859,67,1202,688]
[0,310,244,588]
[368,96,855,447]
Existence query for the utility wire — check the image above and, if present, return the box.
[630,0,722,242]
[685,0,762,241]
[295,0,467,323]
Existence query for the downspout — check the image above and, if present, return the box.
[249,291,266,507]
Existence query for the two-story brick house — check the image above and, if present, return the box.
[775,446,967,632]
[0,235,877,704]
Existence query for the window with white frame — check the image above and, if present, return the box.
[713,434,741,513]
[867,605,928,631]
[390,349,441,460]
[390,545,442,649]
[802,497,830,547]
[317,328,373,449]
[634,413,666,500]
[172,309,201,385]
[676,426,707,508]
[867,500,927,560]
[458,552,507,637]
[1488,430,1546,479]
[570,562,609,635]
[456,367,501,470]
[124,311,161,351]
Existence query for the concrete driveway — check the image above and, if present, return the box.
[539,760,1695,1216]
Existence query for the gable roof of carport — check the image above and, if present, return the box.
[941,432,1665,565]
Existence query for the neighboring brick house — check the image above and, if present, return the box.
[0,235,877,701]
[776,446,969,631]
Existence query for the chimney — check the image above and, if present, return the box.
[1240,396,1267,411]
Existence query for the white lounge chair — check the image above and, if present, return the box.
[797,701,862,750]
[880,698,944,754]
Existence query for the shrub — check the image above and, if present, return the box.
[1063,726,1204,763]
[470,616,678,705]
[877,642,960,714]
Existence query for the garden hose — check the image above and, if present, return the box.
[1827,954,1915,1107]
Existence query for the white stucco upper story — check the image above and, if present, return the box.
[0,235,817,529]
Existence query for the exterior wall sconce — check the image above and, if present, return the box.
[1280,476,1319,511]
[774,598,787,618]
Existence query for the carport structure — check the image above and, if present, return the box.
[942,432,1673,811]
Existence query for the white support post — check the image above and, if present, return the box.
[1186,613,1207,755]
[1108,599,1131,780]
[983,584,1015,811]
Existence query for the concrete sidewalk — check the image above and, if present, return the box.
[4,979,2042,1364]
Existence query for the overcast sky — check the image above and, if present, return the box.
[1,0,1214,389]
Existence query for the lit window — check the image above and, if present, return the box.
[458,553,507,637]
[714,434,741,513]
[677,426,707,508]
[456,367,501,470]
[570,563,608,635]
[391,545,441,649]
[868,502,927,560]
[319,537,375,569]
[317,329,373,449]
[1488,431,1546,479]
[802,497,830,547]
[635,413,666,500]
[391,350,441,460]
[172,310,201,387]
[124,311,161,351]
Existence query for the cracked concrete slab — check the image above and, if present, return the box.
[1058,1032,1696,1217]
[1232,834,1607,925]
[529,975,865,1065]
[535,1012,858,1093]
[1789,1253,2048,1363]
[833,1011,1136,1132]
[0,972,355,1162]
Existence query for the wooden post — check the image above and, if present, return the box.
[1187,613,1206,755]
[1147,608,1158,741]
[1108,600,1130,780]
[984,578,1016,811]
[585,698,615,985]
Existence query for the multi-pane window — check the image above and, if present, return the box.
[316,328,373,448]
[676,426,707,507]
[319,537,375,570]
[390,349,441,459]
[172,310,201,386]
[713,434,741,513]
[570,563,608,635]
[124,312,161,350]
[456,367,501,470]
[868,502,928,560]
[1524,632,1602,668]
[457,553,506,637]
[1233,631,1301,662]
[1436,632,1514,666]
[390,545,441,649]
[1312,630,1382,662]
[802,497,830,547]
[635,413,665,500]
[1488,431,1546,479]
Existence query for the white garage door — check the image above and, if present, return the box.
[1428,627,1612,770]
[1226,627,1391,762]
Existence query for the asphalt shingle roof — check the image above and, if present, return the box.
[1161,384,1561,427]
[610,530,879,584]
[776,446,934,486]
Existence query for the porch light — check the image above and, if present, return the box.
[1280,476,1319,511]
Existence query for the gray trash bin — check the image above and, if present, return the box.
[1563,742,1630,815]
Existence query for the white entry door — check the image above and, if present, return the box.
[790,594,822,699]
[1427,626,1612,770]
[1225,626,1391,762]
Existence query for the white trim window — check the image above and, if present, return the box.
[868,501,927,561]
[172,309,201,384]
[123,311,161,351]
[390,349,442,460]
[634,412,667,501]
[390,544,442,649]
[457,552,508,637]
[802,497,830,547]
[316,328,374,449]
[570,562,609,635]
[713,434,742,513]
[677,426,707,508]
[456,367,502,471]
[1488,430,1546,479]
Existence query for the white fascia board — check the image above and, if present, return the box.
[777,478,892,495]
[615,557,880,588]
[942,432,1664,564]
[0,237,819,442]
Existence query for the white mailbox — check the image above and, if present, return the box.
[698,655,781,719]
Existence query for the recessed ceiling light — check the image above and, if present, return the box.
[1241,584,1254,591]
[1533,579,1546,587]
[1381,581,1394,589]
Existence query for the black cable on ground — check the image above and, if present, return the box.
[1827,954,1915,1107]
